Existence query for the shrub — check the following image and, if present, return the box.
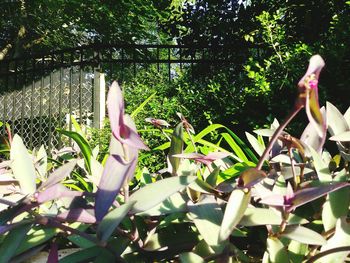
[1,55,350,262]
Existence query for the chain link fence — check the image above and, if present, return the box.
[0,44,238,150]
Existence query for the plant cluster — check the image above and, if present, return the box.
[0,55,350,262]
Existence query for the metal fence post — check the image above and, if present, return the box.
[93,70,106,129]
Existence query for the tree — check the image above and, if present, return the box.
[0,0,169,60]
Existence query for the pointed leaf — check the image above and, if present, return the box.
[131,92,156,118]
[219,189,251,242]
[266,237,289,263]
[327,101,349,136]
[0,223,32,263]
[245,132,264,156]
[129,176,196,213]
[36,145,47,180]
[168,123,184,175]
[288,182,350,212]
[240,207,308,226]
[188,195,224,252]
[107,82,147,150]
[221,132,248,162]
[97,201,136,242]
[16,228,60,255]
[59,246,105,263]
[318,218,350,262]
[281,225,326,245]
[57,208,96,224]
[205,166,220,186]
[329,131,350,142]
[39,160,77,190]
[344,106,350,127]
[322,170,350,231]
[309,146,332,182]
[36,184,83,203]
[95,155,136,221]
[137,192,188,216]
[57,129,92,172]
[10,134,36,194]
[179,252,205,263]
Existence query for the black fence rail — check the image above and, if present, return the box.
[0,44,242,149]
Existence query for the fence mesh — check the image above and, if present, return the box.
[0,44,237,150]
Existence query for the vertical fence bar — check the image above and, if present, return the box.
[3,63,9,135]
[168,47,171,82]
[47,55,54,151]
[79,51,83,126]
[20,60,25,138]
[12,61,17,131]
[58,53,64,149]
[38,57,44,146]
[29,58,35,149]
[93,71,105,130]
[68,53,73,145]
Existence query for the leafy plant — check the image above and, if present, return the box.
[1,55,350,262]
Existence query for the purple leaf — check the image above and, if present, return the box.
[260,182,350,212]
[173,152,230,166]
[145,118,170,128]
[56,208,96,224]
[95,155,137,221]
[298,55,325,88]
[107,81,148,150]
[47,242,58,263]
[36,184,83,203]
[39,160,77,190]
[287,182,350,212]
[297,55,326,139]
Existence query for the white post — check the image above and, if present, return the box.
[93,70,106,129]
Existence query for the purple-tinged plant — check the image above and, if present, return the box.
[95,81,148,221]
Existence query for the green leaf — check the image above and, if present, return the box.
[329,131,350,142]
[219,189,251,241]
[97,201,136,242]
[188,195,224,252]
[10,135,36,194]
[0,223,32,263]
[344,106,350,127]
[266,237,289,263]
[131,92,156,118]
[168,123,184,175]
[326,101,349,136]
[288,240,308,263]
[36,145,47,180]
[137,192,188,216]
[221,132,248,162]
[317,218,350,262]
[129,176,196,213]
[57,129,92,173]
[15,227,58,256]
[308,146,332,182]
[205,166,220,186]
[93,249,115,262]
[245,132,264,156]
[179,252,205,263]
[71,115,86,140]
[240,207,308,226]
[281,225,326,245]
[322,169,350,231]
[59,246,105,263]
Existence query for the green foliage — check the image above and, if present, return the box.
[2,52,350,263]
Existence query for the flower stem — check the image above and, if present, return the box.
[256,106,303,170]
